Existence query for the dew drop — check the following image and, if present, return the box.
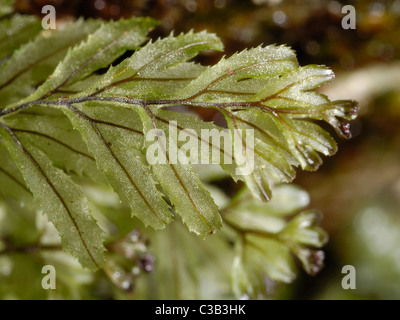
[140,254,155,273]
[131,266,141,276]
[272,11,288,27]
[0,263,12,276]
[310,250,325,275]
[94,0,106,10]
[121,280,133,291]
[345,103,359,118]
[339,122,352,139]
[328,1,342,14]
[185,0,197,12]
[307,157,315,166]
[109,4,120,16]
[129,230,141,243]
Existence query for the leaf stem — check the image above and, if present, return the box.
[0,95,258,118]
[222,215,280,240]
[0,244,62,256]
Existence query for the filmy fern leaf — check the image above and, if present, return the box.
[0,16,357,270]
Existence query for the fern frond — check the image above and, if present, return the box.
[0,17,357,269]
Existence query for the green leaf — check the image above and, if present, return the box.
[175,45,298,101]
[225,184,327,298]
[2,107,104,182]
[247,235,296,282]
[0,143,32,203]
[257,184,310,216]
[0,123,105,270]
[136,221,234,299]
[167,45,357,200]
[0,255,48,300]
[149,108,239,184]
[0,197,38,246]
[0,21,355,276]
[223,185,310,235]
[0,19,102,106]
[138,107,222,236]
[61,102,173,230]
[253,65,358,139]
[231,235,296,299]
[0,14,41,61]
[30,17,158,101]
[281,210,328,247]
[84,31,223,99]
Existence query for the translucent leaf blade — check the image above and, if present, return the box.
[175,45,298,101]
[31,17,158,100]
[0,124,105,270]
[61,103,173,230]
[138,108,222,237]
[86,31,223,99]
[0,14,41,61]
[3,107,103,182]
[0,19,102,105]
